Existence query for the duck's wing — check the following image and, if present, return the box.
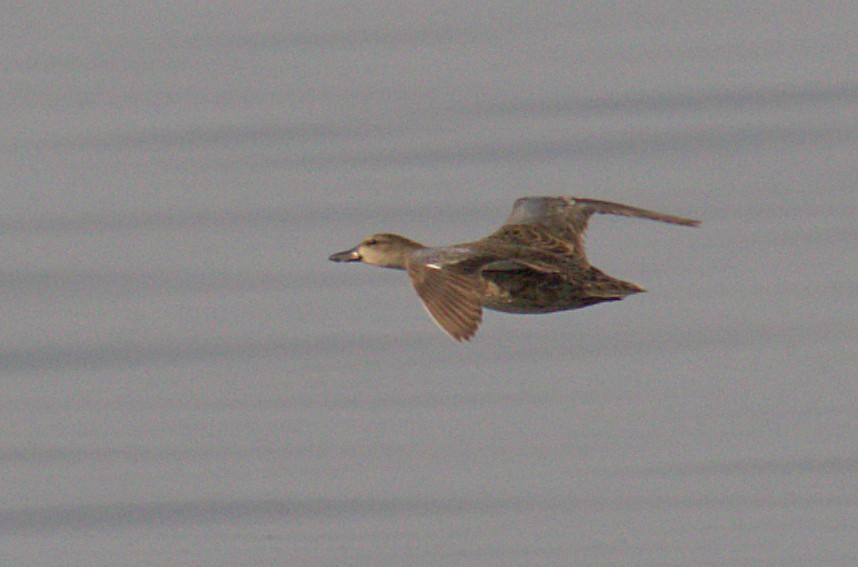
[491,196,700,261]
[405,248,484,342]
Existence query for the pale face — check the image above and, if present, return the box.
[354,235,391,266]
[329,233,420,269]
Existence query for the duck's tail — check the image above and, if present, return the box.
[585,266,646,299]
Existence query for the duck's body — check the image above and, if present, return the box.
[479,260,640,314]
[330,196,699,341]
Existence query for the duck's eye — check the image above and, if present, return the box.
[366,238,378,246]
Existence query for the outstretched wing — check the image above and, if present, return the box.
[492,196,699,261]
[405,249,484,342]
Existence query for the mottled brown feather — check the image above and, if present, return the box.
[490,196,700,262]
[330,196,699,341]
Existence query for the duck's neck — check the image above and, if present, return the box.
[384,237,425,270]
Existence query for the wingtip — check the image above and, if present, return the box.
[443,319,478,342]
[456,330,476,342]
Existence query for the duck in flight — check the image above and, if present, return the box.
[329,196,699,341]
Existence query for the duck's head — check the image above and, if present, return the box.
[329,233,425,269]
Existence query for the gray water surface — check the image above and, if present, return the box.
[2,3,857,565]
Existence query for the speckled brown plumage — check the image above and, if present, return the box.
[330,196,699,341]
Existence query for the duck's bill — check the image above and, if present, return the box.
[328,248,361,262]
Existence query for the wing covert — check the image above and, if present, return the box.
[497,196,699,261]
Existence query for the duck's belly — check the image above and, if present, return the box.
[481,270,613,314]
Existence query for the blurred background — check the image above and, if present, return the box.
[2,2,856,565]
